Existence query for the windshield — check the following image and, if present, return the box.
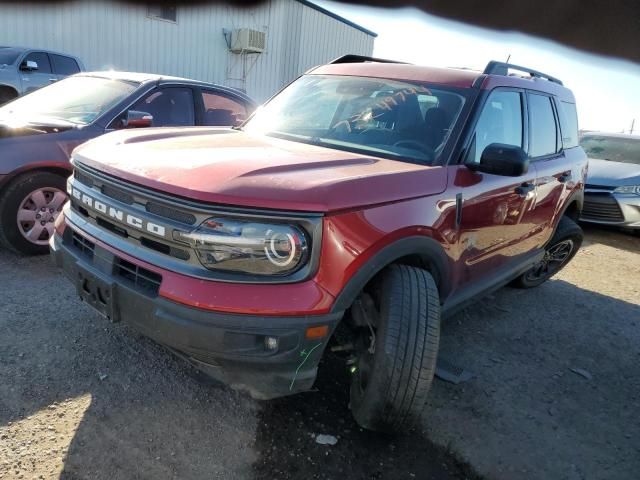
[245,75,467,164]
[0,47,20,65]
[0,76,139,125]
[580,135,640,165]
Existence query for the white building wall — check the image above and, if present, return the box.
[0,0,374,102]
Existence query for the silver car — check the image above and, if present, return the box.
[0,46,84,105]
[580,133,640,229]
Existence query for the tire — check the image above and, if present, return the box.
[0,171,68,255]
[512,216,583,289]
[350,264,440,432]
[0,87,18,106]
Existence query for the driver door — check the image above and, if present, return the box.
[20,51,55,93]
[454,88,539,289]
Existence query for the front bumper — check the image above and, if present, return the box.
[580,191,640,229]
[51,230,342,399]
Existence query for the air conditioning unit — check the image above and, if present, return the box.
[230,28,266,54]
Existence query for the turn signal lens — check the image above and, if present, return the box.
[305,325,329,339]
[175,217,309,276]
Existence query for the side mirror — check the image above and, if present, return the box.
[20,60,38,72]
[122,110,153,128]
[470,143,529,177]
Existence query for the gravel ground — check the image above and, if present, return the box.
[0,225,638,479]
[424,225,640,480]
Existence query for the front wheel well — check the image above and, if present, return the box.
[563,200,580,221]
[331,236,450,315]
[0,167,71,197]
[0,85,19,102]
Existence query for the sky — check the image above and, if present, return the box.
[316,1,640,134]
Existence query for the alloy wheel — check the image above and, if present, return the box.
[525,239,575,282]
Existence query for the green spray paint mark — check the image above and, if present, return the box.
[289,342,323,391]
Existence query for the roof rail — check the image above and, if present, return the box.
[483,60,563,85]
[329,54,409,65]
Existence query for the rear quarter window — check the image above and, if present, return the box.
[51,54,81,75]
[558,101,579,148]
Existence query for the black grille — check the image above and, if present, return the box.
[101,184,134,205]
[74,171,94,188]
[71,231,95,259]
[582,194,624,222]
[146,202,197,225]
[114,258,162,296]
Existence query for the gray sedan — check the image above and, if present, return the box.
[580,133,640,230]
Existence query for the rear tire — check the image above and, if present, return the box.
[0,172,68,255]
[513,216,583,289]
[350,264,440,432]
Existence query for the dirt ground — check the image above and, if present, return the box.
[0,225,638,480]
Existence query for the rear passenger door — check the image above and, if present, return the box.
[50,54,82,80]
[197,89,249,127]
[526,92,574,246]
[20,51,54,92]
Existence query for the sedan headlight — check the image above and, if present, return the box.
[613,185,640,195]
[174,217,309,276]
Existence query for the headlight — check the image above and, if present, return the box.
[174,217,309,276]
[613,185,640,195]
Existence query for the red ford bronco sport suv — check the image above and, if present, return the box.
[52,56,587,432]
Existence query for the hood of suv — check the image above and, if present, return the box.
[587,158,640,187]
[73,127,447,212]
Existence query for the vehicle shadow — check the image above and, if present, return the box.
[0,250,257,479]
[253,276,639,480]
[423,278,640,480]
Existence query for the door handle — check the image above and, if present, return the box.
[515,182,535,197]
[49,78,58,82]
[558,173,571,183]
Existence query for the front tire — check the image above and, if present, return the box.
[350,264,441,432]
[0,87,18,106]
[513,216,583,289]
[0,172,68,255]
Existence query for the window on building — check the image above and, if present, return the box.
[528,93,558,157]
[147,4,177,22]
[468,90,523,164]
[50,54,81,76]
[23,52,52,73]
[132,88,194,127]
[201,91,248,126]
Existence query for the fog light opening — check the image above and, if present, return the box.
[264,336,279,351]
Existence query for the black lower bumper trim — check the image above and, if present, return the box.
[51,232,343,399]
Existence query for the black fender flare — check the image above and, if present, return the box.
[330,235,451,313]
[560,188,584,219]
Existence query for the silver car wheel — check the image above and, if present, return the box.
[16,187,67,246]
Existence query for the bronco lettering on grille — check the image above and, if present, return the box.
[71,187,166,237]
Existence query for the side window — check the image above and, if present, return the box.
[201,91,248,127]
[50,54,81,75]
[23,52,52,73]
[131,88,195,127]
[528,94,558,157]
[557,101,579,148]
[469,90,523,164]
